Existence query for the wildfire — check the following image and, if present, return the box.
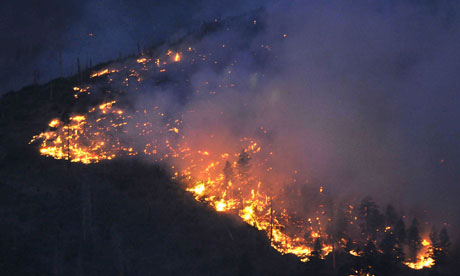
[90,68,119,78]
[404,239,435,270]
[48,119,60,128]
[349,270,375,276]
[31,99,334,261]
[349,249,361,257]
[29,46,440,270]
[73,86,91,98]
[30,101,135,164]
[137,57,151,64]
[174,53,181,62]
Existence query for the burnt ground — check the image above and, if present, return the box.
[0,80,307,276]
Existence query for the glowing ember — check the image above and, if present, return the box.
[174,53,181,62]
[90,68,119,78]
[48,119,60,128]
[349,270,375,276]
[137,57,150,64]
[349,249,361,256]
[73,86,91,98]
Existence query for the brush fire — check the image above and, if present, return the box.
[29,44,448,273]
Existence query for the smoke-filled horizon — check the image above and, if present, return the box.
[14,0,460,232]
[123,1,459,229]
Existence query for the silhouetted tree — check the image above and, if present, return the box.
[431,226,450,265]
[237,150,250,173]
[326,204,348,269]
[394,218,406,244]
[236,150,251,202]
[77,57,82,83]
[344,239,355,253]
[358,197,384,240]
[223,161,233,191]
[430,227,440,262]
[310,238,323,261]
[407,218,421,261]
[379,232,399,274]
[308,238,325,274]
[439,227,450,253]
[362,241,378,275]
[384,204,398,227]
[393,218,406,261]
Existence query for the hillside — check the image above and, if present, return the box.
[1,12,459,276]
[0,82,309,275]
[0,14,312,274]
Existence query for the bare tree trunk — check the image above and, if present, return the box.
[77,57,81,83]
[49,81,53,100]
[58,50,63,77]
[67,126,70,171]
[269,195,273,245]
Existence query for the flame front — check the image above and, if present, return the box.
[403,239,435,270]
[30,100,334,262]
[30,101,135,164]
[29,47,439,268]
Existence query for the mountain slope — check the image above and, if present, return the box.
[0,75,306,275]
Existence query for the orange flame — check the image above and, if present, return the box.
[403,239,435,270]
[29,48,437,269]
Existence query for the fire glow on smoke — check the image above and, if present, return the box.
[31,98,331,262]
[30,46,435,270]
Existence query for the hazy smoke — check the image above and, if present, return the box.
[23,0,460,230]
[129,1,460,228]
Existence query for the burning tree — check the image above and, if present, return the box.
[430,226,451,265]
[358,197,384,241]
[407,218,422,262]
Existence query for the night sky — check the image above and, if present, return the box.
[0,0,265,94]
[2,0,460,229]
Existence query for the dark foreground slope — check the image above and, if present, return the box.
[0,80,309,275]
[0,160,305,275]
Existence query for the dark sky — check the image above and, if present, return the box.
[0,0,265,94]
[2,0,460,230]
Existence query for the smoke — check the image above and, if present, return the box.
[151,1,460,227]
[23,0,460,231]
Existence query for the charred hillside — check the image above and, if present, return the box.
[0,16,302,275]
[1,9,459,276]
[0,84,305,276]
[0,157,303,275]
[1,50,458,276]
